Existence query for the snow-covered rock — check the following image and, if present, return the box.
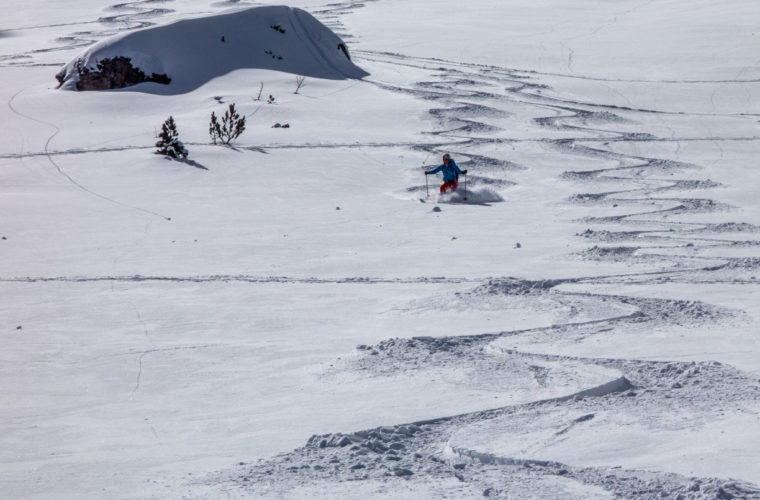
[55,5,367,93]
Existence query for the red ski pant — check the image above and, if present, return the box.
[440,178,458,194]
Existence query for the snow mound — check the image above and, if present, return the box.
[56,6,368,93]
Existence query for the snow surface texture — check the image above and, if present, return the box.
[2,0,760,499]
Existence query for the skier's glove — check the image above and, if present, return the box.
[462,170,468,174]
[424,171,430,175]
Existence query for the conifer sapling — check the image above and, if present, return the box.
[155,116,188,158]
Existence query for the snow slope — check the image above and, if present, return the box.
[2,0,760,499]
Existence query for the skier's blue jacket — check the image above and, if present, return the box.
[428,159,463,182]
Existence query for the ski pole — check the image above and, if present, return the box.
[463,172,468,201]
[421,153,430,199]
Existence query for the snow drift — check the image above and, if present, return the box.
[55,6,368,93]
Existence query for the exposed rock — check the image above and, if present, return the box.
[56,56,170,91]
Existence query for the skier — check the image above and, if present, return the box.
[425,153,467,194]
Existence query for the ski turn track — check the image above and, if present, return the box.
[7,1,760,497]
[212,15,760,498]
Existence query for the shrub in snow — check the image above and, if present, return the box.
[59,56,170,91]
[294,75,306,94]
[209,103,246,145]
[155,116,188,158]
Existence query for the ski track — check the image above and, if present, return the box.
[8,0,760,497]
[6,89,172,220]
[0,0,186,68]
[215,2,760,497]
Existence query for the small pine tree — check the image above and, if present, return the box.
[209,111,220,144]
[155,116,188,158]
[209,103,246,145]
